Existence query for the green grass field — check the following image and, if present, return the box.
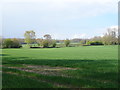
[1,45,118,88]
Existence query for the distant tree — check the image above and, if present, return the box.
[3,38,21,48]
[64,39,70,47]
[42,40,49,48]
[24,30,36,47]
[3,39,13,48]
[102,28,118,45]
[51,40,57,48]
[102,34,111,45]
[11,38,21,48]
[44,34,52,40]
[42,34,52,48]
[36,38,43,46]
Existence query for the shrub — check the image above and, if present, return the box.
[3,38,22,48]
[41,39,57,48]
[51,40,57,48]
[42,40,49,48]
[87,41,103,45]
[3,39,13,48]
[11,38,22,48]
[64,39,70,47]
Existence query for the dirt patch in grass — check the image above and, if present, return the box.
[24,64,78,70]
[3,64,78,77]
[5,71,18,75]
[21,64,78,77]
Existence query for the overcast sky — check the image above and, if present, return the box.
[0,0,118,39]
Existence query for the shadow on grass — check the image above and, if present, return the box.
[0,54,9,56]
[2,57,118,72]
[2,57,117,68]
[2,57,119,88]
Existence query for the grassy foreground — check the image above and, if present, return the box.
[1,45,118,88]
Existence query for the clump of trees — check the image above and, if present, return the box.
[42,40,57,48]
[84,27,118,46]
[2,38,21,48]
[2,27,118,49]
[42,34,52,48]
[41,34,57,48]
[33,34,57,48]
[102,28,118,45]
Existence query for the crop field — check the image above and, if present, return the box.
[1,45,118,88]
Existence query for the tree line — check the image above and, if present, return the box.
[0,27,119,48]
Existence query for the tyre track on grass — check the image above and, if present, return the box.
[3,65,79,88]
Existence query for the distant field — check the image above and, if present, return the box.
[1,45,118,88]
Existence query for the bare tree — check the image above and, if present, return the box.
[102,28,118,45]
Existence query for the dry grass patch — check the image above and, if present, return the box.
[3,64,78,77]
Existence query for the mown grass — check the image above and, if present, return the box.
[1,45,118,88]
